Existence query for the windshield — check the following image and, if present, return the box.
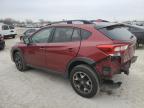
[99,26,134,41]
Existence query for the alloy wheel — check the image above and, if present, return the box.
[73,71,93,94]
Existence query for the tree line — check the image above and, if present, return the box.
[0,18,51,26]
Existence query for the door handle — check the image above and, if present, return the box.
[68,48,74,52]
[40,48,45,50]
[39,47,45,50]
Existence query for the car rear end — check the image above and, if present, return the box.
[8,26,17,37]
[125,24,144,46]
[0,34,5,50]
[1,24,17,38]
[94,23,137,78]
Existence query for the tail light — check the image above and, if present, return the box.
[96,44,128,56]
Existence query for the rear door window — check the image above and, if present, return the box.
[52,27,73,42]
[99,26,134,41]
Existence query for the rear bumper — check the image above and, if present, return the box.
[131,56,137,63]
[4,34,17,37]
[96,56,137,78]
[121,56,137,75]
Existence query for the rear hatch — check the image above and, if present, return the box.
[96,23,136,63]
[9,25,16,35]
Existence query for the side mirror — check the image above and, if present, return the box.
[23,36,30,45]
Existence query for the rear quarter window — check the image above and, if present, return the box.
[81,29,91,40]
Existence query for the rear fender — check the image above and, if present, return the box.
[11,48,23,62]
[66,57,102,85]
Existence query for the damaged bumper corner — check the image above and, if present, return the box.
[131,56,138,63]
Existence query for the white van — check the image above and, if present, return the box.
[0,23,17,38]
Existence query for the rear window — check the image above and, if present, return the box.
[99,26,134,41]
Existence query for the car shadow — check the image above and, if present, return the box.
[25,67,69,84]
[24,67,125,97]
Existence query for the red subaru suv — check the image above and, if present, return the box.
[11,20,137,98]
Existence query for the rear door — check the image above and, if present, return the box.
[45,27,81,72]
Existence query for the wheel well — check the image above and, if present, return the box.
[67,61,102,85]
[68,61,93,78]
[12,50,19,61]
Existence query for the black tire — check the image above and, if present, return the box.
[70,64,100,98]
[13,52,27,71]
[0,42,5,50]
[0,45,4,50]
[1,45,5,50]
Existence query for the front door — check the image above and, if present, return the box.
[24,28,53,67]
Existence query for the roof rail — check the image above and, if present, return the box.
[46,20,93,26]
[90,19,109,22]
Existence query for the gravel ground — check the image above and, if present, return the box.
[0,36,144,108]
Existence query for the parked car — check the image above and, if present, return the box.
[124,24,144,47]
[20,28,39,40]
[0,23,17,38]
[0,34,5,50]
[24,28,39,37]
[11,20,137,98]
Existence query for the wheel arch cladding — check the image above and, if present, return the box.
[11,48,23,62]
[66,57,102,84]
[66,57,96,76]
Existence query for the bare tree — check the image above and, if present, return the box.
[3,18,14,25]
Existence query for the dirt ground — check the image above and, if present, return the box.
[0,34,144,108]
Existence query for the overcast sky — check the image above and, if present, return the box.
[0,0,143,21]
